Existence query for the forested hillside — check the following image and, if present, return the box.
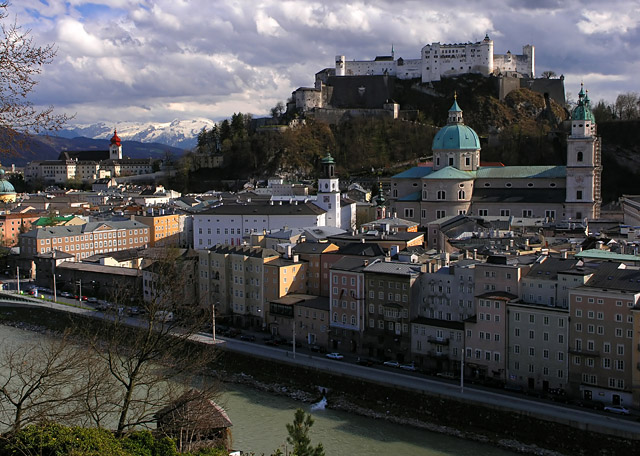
[178,76,638,202]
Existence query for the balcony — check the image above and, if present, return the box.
[427,336,450,345]
[568,347,600,357]
[427,351,449,359]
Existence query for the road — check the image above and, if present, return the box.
[1,290,639,439]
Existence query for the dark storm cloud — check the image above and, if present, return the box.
[11,0,640,123]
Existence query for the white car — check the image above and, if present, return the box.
[325,352,344,360]
[399,363,417,371]
[383,360,400,368]
[604,405,630,415]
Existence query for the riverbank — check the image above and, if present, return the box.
[0,306,636,456]
[219,369,562,456]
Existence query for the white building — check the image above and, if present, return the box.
[193,153,356,250]
[335,36,534,84]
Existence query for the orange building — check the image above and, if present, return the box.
[135,212,182,247]
[0,212,41,246]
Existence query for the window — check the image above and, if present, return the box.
[576,191,583,200]
[458,190,465,200]
[404,208,414,218]
[478,209,488,216]
[577,151,583,162]
[437,190,446,200]
[500,209,510,217]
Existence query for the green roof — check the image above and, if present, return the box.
[575,249,640,263]
[432,124,480,150]
[424,166,475,180]
[476,166,565,179]
[392,167,433,179]
[571,85,596,122]
[34,215,75,226]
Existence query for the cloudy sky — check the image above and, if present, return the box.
[11,0,640,125]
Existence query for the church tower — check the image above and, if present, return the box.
[109,129,122,160]
[565,84,602,220]
[316,153,341,227]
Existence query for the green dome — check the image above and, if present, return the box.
[0,170,14,194]
[432,124,481,150]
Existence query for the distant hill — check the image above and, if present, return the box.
[0,132,185,168]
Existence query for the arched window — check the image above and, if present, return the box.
[422,190,428,200]
[342,314,347,324]
[333,312,337,322]
[351,315,356,325]
[577,152,583,162]
[458,190,466,200]
[437,190,446,200]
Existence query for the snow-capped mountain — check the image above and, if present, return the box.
[57,118,216,150]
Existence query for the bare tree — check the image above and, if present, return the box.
[614,92,639,120]
[541,70,556,79]
[83,248,218,435]
[0,2,69,138]
[0,332,87,432]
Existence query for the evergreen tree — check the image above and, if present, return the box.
[285,409,325,456]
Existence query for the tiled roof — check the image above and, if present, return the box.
[476,166,566,179]
[392,166,434,179]
[197,201,326,216]
[363,261,422,276]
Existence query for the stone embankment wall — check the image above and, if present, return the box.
[216,350,639,456]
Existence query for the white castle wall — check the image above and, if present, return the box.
[333,37,533,83]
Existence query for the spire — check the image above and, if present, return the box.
[110,128,121,147]
[391,43,395,59]
[448,92,463,124]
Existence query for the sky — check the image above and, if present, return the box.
[10,0,640,126]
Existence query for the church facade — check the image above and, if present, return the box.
[389,85,601,227]
[25,130,156,184]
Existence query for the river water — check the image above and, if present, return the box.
[1,325,515,456]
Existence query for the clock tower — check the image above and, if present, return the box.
[565,85,601,220]
[316,153,341,227]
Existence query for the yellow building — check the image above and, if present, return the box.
[135,212,181,247]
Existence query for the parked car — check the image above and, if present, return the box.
[128,306,140,315]
[325,352,344,360]
[383,360,400,368]
[399,363,417,371]
[60,292,73,298]
[604,405,630,415]
[578,399,605,410]
[240,334,256,342]
[87,297,99,304]
[264,339,279,346]
[356,357,375,367]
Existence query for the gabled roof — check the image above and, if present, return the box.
[423,166,476,180]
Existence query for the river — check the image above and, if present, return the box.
[1,325,515,456]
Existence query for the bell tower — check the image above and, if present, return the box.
[109,129,122,160]
[565,84,601,220]
[316,153,341,227]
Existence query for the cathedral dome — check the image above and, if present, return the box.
[432,123,480,150]
[0,170,16,202]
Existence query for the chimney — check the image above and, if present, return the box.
[473,249,477,260]
[293,254,299,263]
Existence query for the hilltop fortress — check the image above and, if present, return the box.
[290,36,559,122]
[335,35,534,82]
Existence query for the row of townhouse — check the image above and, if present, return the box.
[196,239,640,407]
[19,220,151,260]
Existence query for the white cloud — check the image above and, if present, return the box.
[11,0,640,124]
[577,9,640,35]
[255,10,284,36]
